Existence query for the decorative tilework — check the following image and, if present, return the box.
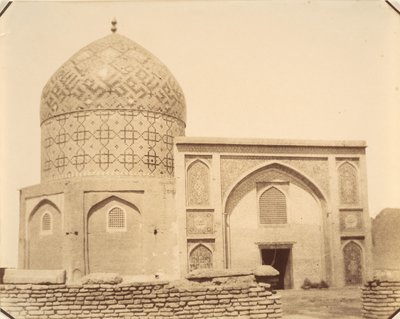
[340,210,363,232]
[185,156,212,165]
[338,162,359,205]
[225,170,288,216]
[41,110,184,180]
[186,211,213,235]
[186,161,210,206]
[40,33,186,124]
[343,241,363,285]
[189,244,213,272]
[220,157,329,199]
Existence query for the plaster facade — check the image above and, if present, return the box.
[17,30,372,288]
[174,138,372,288]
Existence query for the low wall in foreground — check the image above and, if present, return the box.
[362,279,400,319]
[0,280,281,319]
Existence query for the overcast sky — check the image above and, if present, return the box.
[1,0,399,267]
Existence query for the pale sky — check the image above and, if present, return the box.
[0,0,399,267]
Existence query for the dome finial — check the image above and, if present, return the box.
[111,18,117,33]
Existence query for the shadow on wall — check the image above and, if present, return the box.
[0,268,5,284]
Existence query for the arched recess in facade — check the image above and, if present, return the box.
[342,240,364,285]
[27,199,62,269]
[337,161,360,206]
[186,159,211,207]
[188,243,213,272]
[222,161,331,287]
[85,196,142,275]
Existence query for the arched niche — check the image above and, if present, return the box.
[343,241,363,285]
[186,159,210,206]
[338,162,359,206]
[27,199,62,269]
[86,196,142,275]
[188,244,213,272]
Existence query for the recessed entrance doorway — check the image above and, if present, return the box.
[261,247,293,289]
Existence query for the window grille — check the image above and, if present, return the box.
[189,244,212,272]
[41,212,52,234]
[259,187,287,224]
[107,207,126,231]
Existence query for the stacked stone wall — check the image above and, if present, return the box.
[362,279,400,319]
[0,281,281,319]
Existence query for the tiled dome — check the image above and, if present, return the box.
[40,33,186,124]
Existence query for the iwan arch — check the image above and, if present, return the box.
[17,27,372,289]
[223,161,329,289]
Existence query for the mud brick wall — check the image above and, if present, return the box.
[362,280,400,319]
[0,281,282,319]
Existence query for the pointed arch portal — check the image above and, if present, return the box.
[223,161,330,289]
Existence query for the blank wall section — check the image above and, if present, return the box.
[28,202,62,269]
[87,198,142,275]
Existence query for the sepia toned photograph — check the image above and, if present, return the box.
[0,1,399,318]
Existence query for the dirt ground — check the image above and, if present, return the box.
[279,287,362,319]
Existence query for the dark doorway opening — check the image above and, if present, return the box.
[261,248,292,289]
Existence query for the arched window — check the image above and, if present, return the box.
[41,211,52,234]
[189,244,213,272]
[107,206,126,232]
[338,162,359,205]
[259,187,287,224]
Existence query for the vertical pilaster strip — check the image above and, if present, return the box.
[328,155,343,286]
[359,154,373,281]
[63,182,84,283]
[174,145,187,277]
[212,154,223,269]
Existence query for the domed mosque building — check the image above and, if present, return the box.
[18,22,373,288]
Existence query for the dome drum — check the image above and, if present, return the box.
[41,109,184,180]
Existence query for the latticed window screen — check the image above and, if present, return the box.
[259,187,287,224]
[108,207,126,230]
[41,212,52,232]
[189,245,213,272]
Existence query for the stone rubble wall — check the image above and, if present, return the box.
[362,280,400,319]
[0,281,282,319]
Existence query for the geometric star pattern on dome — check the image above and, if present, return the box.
[40,33,186,124]
[41,109,184,180]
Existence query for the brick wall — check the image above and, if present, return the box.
[0,281,281,318]
[362,280,400,319]
[87,198,143,275]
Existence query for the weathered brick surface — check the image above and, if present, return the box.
[362,280,400,319]
[0,281,281,318]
